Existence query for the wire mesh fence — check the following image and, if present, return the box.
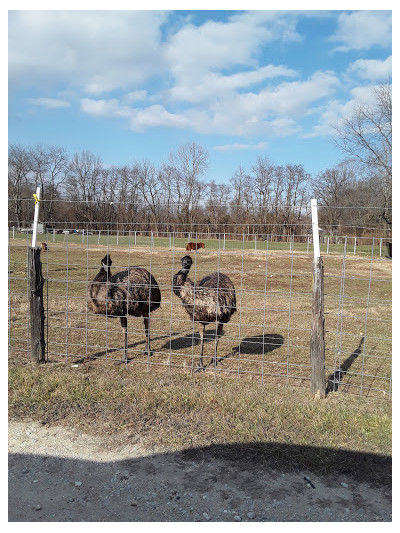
[8,225,392,399]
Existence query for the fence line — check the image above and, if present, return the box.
[8,226,392,400]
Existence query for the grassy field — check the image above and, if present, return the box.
[9,237,391,398]
[8,238,392,478]
[10,229,391,257]
[8,362,391,483]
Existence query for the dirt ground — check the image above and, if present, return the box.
[8,419,391,522]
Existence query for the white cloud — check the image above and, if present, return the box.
[123,91,148,103]
[81,98,132,118]
[27,98,71,109]
[306,83,389,138]
[169,65,298,104]
[348,56,392,81]
[210,70,340,122]
[9,11,168,93]
[80,69,339,137]
[330,11,392,51]
[214,141,268,152]
[164,11,301,80]
[81,98,191,131]
[129,105,191,131]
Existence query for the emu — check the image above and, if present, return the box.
[88,254,161,362]
[41,242,48,251]
[173,255,236,370]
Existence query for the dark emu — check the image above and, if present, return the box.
[88,255,161,362]
[173,255,236,370]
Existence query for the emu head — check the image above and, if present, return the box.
[101,254,112,274]
[181,255,193,273]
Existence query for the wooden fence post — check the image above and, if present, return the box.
[28,247,46,363]
[310,199,326,398]
[29,187,46,363]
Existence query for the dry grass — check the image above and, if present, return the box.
[8,239,392,481]
[8,362,391,469]
[9,240,392,398]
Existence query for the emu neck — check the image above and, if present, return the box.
[173,269,193,295]
[93,267,111,284]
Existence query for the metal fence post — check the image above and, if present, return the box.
[310,199,326,398]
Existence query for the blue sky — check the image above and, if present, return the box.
[8,7,392,183]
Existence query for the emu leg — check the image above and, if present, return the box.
[143,316,152,356]
[198,323,206,370]
[120,316,128,363]
[212,323,224,367]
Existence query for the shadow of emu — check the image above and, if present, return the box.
[161,332,284,369]
[213,333,284,367]
[326,337,365,394]
[232,333,284,355]
[160,332,203,351]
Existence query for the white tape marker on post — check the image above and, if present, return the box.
[311,199,320,259]
[31,187,41,249]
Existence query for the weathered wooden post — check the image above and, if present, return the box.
[310,199,326,398]
[29,187,46,363]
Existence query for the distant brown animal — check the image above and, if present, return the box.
[186,242,205,252]
[41,242,48,251]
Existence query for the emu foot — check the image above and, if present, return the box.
[193,365,205,373]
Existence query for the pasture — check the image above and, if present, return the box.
[8,235,392,399]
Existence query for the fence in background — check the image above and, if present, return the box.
[8,224,392,400]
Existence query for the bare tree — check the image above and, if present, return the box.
[46,146,68,222]
[281,164,310,235]
[332,82,392,226]
[251,156,274,226]
[115,164,141,227]
[64,151,103,226]
[8,144,32,229]
[30,144,68,223]
[312,163,356,235]
[230,166,254,234]
[170,143,209,228]
[136,160,163,232]
[205,181,231,234]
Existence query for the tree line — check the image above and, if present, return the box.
[9,84,391,239]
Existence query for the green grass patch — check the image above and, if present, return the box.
[9,362,391,461]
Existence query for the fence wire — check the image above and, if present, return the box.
[8,226,392,399]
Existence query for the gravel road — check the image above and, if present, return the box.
[8,420,392,522]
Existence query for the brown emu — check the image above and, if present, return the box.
[88,255,161,362]
[173,255,236,369]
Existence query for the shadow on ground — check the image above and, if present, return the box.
[326,337,365,394]
[8,438,391,522]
